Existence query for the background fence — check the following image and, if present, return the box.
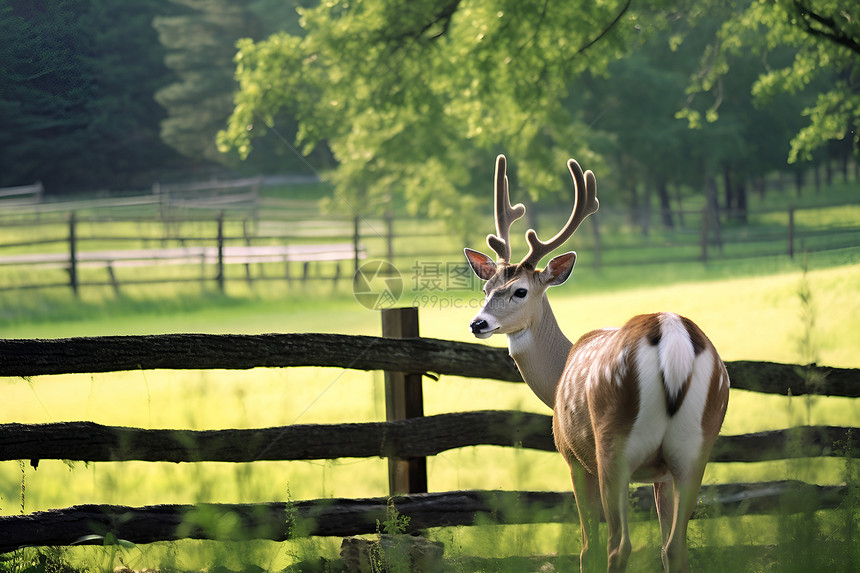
[0,307,857,554]
[1,193,859,296]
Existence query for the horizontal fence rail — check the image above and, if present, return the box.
[0,210,370,294]
[1,416,855,464]
[1,334,857,397]
[0,481,848,552]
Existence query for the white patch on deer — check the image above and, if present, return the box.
[658,313,695,403]
[662,350,715,478]
[624,337,670,471]
[507,327,532,357]
[576,332,611,390]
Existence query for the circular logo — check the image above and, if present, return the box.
[352,260,403,310]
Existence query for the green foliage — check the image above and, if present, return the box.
[578,15,774,202]
[377,497,411,536]
[368,499,412,572]
[684,0,859,163]
[153,0,326,173]
[218,0,655,228]
[153,0,262,165]
[0,0,183,192]
[218,0,856,237]
[0,549,77,573]
[837,429,860,569]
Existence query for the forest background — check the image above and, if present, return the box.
[1,0,856,235]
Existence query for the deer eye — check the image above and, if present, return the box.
[513,288,528,299]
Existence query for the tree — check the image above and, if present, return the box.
[82,1,187,187]
[218,0,657,233]
[0,0,90,190]
[153,0,262,166]
[683,0,859,163]
[579,35,699,230]
[0,0,183,192]
[580,9,811,228]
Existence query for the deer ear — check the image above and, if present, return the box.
[464,248,497,281]
[539,251,576,286]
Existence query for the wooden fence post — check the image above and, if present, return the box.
[353,215,361,276]
[68,212,78,296]
[788,206,795,259]
[385,208,394,266]
[216,212,225,293]
[381,307,428,495]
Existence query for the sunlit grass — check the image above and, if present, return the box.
[1,239,858,570]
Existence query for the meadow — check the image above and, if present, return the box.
[1,181,858,572]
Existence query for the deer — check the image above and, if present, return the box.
[464,155,730,573]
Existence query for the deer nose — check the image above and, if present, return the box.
[470,319,489,334]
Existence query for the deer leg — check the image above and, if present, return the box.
[570,463,602,573]
[599,462,632,573]
[663,461,708,573]
[653,480,673,554]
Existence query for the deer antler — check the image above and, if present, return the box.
[487,155,526,263]
[520,158,599,268]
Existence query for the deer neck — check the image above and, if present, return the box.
[506,296,572,408]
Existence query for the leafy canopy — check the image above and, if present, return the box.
[682,0,859,163]
[218,0,649,225]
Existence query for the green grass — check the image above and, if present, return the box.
[1,258,858,571]
[0,177,858,571]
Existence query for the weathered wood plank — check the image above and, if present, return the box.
[0,334,522,382]
[1,415,855,464]
[0,411,554,462]
[1,335,857,397]
[0,481,846,553]
[724,360,858,397]
[711,425,859,463]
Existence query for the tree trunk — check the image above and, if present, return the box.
[705,176,722,251]
[722,164,734,216]
[754,176,766,201]
[656,178,674,229]
[519,192,540,240]
[814,162,821,193]
[639,182,651,236]
[735,177,748,224]
[673,182,685,228]
[628,183,640,230]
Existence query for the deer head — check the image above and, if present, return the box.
[465,155,598,338]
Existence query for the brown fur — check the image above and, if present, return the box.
[702,355,730,440]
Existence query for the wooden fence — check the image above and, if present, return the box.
[0,192,860,293]
[0,212,368,294]
[0,308,857,553]
[0,182,43,205]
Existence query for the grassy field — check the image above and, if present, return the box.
[1,255,858,571]
[1,177,858,571]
